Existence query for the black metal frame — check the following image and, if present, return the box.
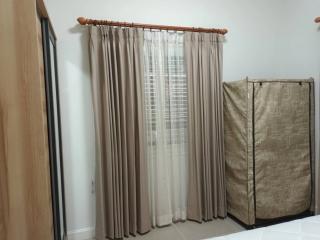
[228,210,313,230]
[41,18,67,240]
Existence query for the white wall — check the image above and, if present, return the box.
[44,0,320,238]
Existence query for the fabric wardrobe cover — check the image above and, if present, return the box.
[224,78,315,226]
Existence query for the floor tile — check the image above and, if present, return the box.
[129,224,184,240]
[128,218,243,240]
[174,218,244,240]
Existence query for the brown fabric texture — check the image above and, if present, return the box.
[223,80,252,225]
[224,78,314,225]
[89,26,151,239]
[309,83,318,215]
[184,32,227,222]
[254,81,311,219]
[0,104,9,238]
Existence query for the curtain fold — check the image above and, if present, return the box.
[89,26,151,240]
[184,32,227,222]
[143,31,188,227]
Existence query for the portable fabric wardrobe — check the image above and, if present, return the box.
[224,78,315,226]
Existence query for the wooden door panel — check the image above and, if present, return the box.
[0,0,54,239]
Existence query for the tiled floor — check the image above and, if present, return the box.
[128,218,244,240]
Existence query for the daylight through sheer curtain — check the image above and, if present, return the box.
[144,31,188,226]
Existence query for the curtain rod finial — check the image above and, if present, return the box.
[221,29,228,34]
[77,17,87,25]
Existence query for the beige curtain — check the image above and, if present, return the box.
[185,32,226,222]
[89,26,151,239]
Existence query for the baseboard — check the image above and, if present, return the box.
[67,227,95,240]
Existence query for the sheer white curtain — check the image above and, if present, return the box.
[144,31,188,227]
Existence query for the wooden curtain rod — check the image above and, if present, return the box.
[77,17,228,35]
[315,17,320,23]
